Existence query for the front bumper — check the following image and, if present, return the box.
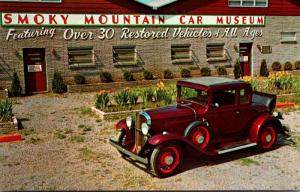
[109,138,148,165]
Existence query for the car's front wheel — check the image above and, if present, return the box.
[150,142,183,178]
[258,124,278,150]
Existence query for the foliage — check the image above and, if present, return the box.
[233,59,242,79]
[74,74,86,85]
[200,67,211,77]
[163,69,173,79]
[283,61,293,71]
[128,91,139,106]
[95,90,110,110]
[295,61,300,70]
[140,87,154,104]
[52,70,67,93]
[123,71,135,81]
[114,88,129,106]
[241,71,298,94]
[0,99,13,122]
[259,59,269,77]
[154,81,173,105]
[100,71,113,83]
[143,70,154,80]
[216,66,228,76]
[271,61,282,71]
[180,68,191,78]
[10,71,22,97]
[181,87,197,99]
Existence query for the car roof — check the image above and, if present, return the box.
[177,77,249,90]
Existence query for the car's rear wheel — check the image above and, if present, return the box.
[150,142,182,178]
[116,129,135,153]
[258,124,278,150]
[187,126,210,150]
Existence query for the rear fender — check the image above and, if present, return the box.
[249,113,283,143]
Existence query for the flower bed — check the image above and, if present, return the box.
[0,116,18,131]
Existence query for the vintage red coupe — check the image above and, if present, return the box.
[109,77,284,177]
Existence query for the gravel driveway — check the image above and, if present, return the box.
[0,92,299,190]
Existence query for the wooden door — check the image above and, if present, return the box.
[23,48,46,93]
[239,43,252,76]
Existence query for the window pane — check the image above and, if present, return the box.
[212,89,236,106]
[240,89,249,104]
[181,87,208,106]
[281,32,296,41]
[242,0,254,6]
[171,44,191,60]
[206,43,225,59]
[68,47,93,66]
[229,0,241,6]
[113,46,136,64]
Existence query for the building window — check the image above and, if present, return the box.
[68,47,94,68]
[113,45,137,65]
[228,0,268,7]
[0,0,61,2]
[280,32,296,43]
[171,44,192,64]
[206,43,226,62]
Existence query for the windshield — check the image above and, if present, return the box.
[179,86,208,106]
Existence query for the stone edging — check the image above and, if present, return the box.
[92,107,149,120]
[0,116,18,130]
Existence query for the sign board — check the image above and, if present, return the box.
[27,65,42,72]
[240,56,249,62]
[1,13,265,26]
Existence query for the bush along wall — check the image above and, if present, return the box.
[271,61,282,71]
[260,59,269,77]
[74,74,86,85]
[52,70,67,93]
[10,71,22,97]
[181,68,191,78]
[200,67,211,76]
[233,59,242,79]
[284,61,293,71]
[100,71,113,83]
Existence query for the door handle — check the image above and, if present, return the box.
[236,111,240,115]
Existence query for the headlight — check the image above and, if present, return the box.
[141,123,149,135]
[126,116,133,128]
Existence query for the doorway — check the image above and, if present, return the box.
[239,43,252,76]
[23,48,47,93]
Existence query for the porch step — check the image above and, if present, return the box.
[216,140,257,155]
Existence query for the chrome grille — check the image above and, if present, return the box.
[135,113,146,153]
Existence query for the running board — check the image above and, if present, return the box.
[217,143,257,155]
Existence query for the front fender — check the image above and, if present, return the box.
[249,113,283,143]
[115,119,133,138]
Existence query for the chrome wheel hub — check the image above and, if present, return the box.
[165,156,174,165]
[266,134,272,142]
[197,136,205,144]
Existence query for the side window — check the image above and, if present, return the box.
[240,89,250,104]
[212,89,236,107]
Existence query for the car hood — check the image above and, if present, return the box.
[146,103,206,121]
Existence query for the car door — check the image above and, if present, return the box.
[205,88,241,142]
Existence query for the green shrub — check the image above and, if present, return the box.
[233,59,242,79]
[52,70,67,93]
[74,74,86,85]
[143,70,154,80]
[0,99,13,122]
[10,72,22,97]
[128,91,139,106]
[155,89,172,105]
[100,71,113,83]
[95,91,110,110]
[260,59,269,77]
[217,66,228,76]
[123,71,135,81]
[295,61,300,70]
[114,89,129,106]
[180,68,191,78]
[141,88,154,104]
[284,61,293,71]
[271,61,282,71]
[200,67,211,77]
[163,69,173,79]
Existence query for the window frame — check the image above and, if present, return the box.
[228,0,268,8]
[171,44,192,65]
[280,32,297,43]
[112,45,137,66]
[206,43,227,62]
[67,47,95,69]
